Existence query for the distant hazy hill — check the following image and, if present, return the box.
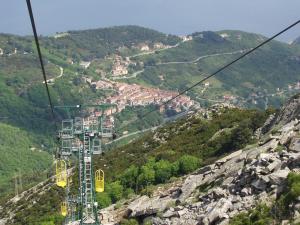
[41,25,181,61]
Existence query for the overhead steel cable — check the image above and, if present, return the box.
[26,0,57,127]
[134,19,300,121]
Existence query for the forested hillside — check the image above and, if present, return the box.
[40,26,180,61]
[130,30,300,106]
[0,123,52,199]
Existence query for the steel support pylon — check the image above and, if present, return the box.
[55,104,116,225]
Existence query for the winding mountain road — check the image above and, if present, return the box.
[106,126,158,145]
[114,48,251,80]
[43,66,64,84]
[156,49,251,66]
[111,69,145,80]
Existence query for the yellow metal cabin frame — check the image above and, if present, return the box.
[95,169,104,193]
[56,160,67,188]
[61,201,68,217]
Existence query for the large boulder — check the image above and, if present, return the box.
[251,178,267,191]
[0,219,8,225]
[248,139,279,161]
[267,159,282,172]
[274,94,300,125]
[162,209,178,218]
[269,169,290,185]
[128,195,174,217]
[204,198,232,224]
[289,137,300,152]
[179,174,204,202]
[215,150,243,166]
[279,130,294,145]
[279,120,299,133]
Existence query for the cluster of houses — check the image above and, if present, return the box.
[181,35,193,42]
[76,41,172,77]
[84,109,115,131]
[223,95,237,101]
[87,79,114,90]
[106,82,194,112]
[111,55,131,76]
[111,42,167,76]
[85,78,195,114]
[53,32,70,39]
[0,47,28,57]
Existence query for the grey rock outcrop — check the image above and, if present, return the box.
[128,195,175,217]
[289,137,300,152]
[260,94,300,135]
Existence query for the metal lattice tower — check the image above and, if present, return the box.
[82,130,96,224]
[55,104,116,225]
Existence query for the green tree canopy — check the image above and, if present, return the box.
[108,181,124,203]
[96,192,112,209]
[178,155,200,174]
[154,160,172,183]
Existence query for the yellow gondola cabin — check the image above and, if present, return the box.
[95,169,104,192]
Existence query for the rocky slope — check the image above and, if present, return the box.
[99,94,300,225]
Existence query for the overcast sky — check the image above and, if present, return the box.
[1,0,300,42]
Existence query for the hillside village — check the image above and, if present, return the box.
[85,78,196,115]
